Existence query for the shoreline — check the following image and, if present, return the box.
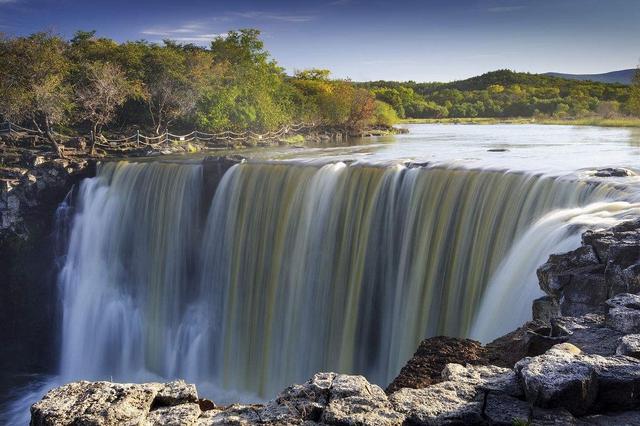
[400,117,640,128]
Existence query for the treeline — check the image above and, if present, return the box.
[361,69,640,119]
[0,29,397,156]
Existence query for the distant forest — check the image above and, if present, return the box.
[361,69,640,120]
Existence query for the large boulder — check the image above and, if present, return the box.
[515,342,640,416]
[515,343,597,416]
[605,293,640,334]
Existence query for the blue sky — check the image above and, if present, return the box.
[0,0,639,82]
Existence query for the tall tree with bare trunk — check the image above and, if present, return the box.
[75,61,131,154]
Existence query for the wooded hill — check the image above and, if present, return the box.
[360,69,640,119]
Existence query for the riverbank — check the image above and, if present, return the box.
[29,218,640,425]
[401,117,640,127]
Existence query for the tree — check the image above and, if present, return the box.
[628,66,640,116]
[0,32,72,157]
[75,61,131,153]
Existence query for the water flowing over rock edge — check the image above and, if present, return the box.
[30,218,640,425]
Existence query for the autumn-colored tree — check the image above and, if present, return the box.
[75,61,132,153]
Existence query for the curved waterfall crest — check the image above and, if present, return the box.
[56,159,634,400]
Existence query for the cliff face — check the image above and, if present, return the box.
[29,219,640,425]
[0,154,94,400]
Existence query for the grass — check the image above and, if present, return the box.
[399,117,640,128]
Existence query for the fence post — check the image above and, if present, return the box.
[136,130,140,147]
[195,130,199,144]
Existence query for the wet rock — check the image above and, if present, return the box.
[515,343,598,416]
[593,167,632,177]
[616,334,640,359]
[385,336,488,393]
[605,293,640,334]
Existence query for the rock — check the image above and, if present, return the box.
[321,375,404,425]
[441,363,523,397]
[581,411,640,425]
[533,296,561,323]
[593,167,633,177]
[530,407,577,425]
[551,314,622,356]
[154,380,199,407]
[588,354,640,411]
[606,293,640,334]
[389,381,484,425]
[30,380,163,426]
[385,336,488,393]
[483,393,530,425]
[537,246,600,297]
[146,403,201,426]
[515,343,598,416]
[485,320,565,367]
[616,334,640,359]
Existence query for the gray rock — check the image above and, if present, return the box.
[146,403,201,426]
[483,393,530,425]
[533,296,561,323]
[593,168,632,177]
[196,405,262,426]
[515,343,598,416]
[441,363,523,397]
[606,293,640,334]
[552,314,622,356]
[31,380,163,426]
[588,354,640,411]
[581,411,640,425]
[321,374,404,426]
[389,381,484,425]
[154,380,199,407]
[530,407,577,425]
[617,334,640,359]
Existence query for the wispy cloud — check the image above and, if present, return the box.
[230,11,315,23]
[328,0,351,6]
[0,0,19,4]
[140,23,226,43]
[487,5,526,13]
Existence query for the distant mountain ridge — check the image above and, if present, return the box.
[543,69,636,85]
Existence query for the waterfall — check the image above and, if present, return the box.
[55,159,635,401]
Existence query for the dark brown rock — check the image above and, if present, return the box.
[385,336,488,394]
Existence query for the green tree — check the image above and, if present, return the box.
[628,66,640,116]
[0,32,73,157]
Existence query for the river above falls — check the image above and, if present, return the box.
[197,123,640,178]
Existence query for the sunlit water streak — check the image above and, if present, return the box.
[4,157,640,424]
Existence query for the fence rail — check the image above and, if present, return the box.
[0,121,316,150]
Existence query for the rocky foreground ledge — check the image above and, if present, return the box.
[30,219,640,425]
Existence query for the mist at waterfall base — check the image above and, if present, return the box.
[5,127,640,423]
